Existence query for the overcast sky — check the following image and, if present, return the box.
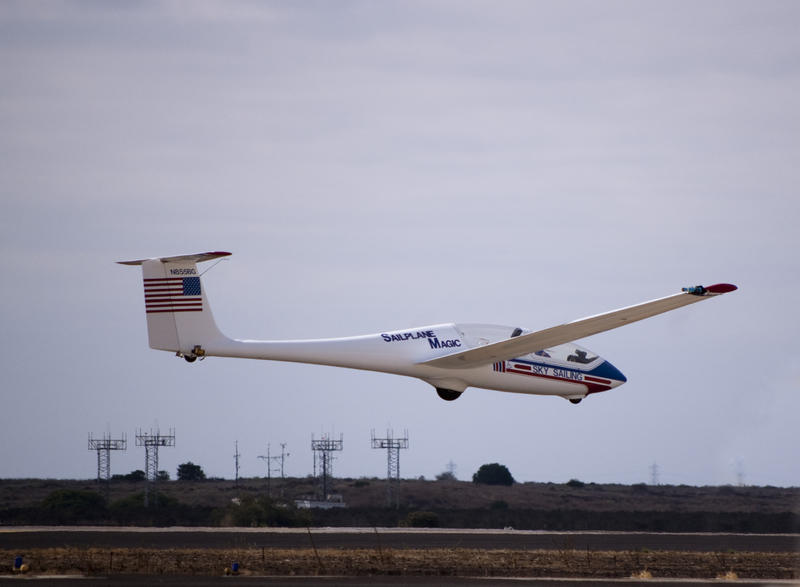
[1,1,798,487]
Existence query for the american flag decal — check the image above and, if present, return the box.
[492,361,506,373]
[144,276,203,314]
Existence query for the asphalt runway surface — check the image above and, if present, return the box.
[1,527,798,553]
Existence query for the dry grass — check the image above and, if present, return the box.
[1,547,797,579]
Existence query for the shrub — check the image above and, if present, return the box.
[227,496,304,527]
[473,463,514,486]
[41,489,106,523]
[177,462,206,481]
[111,470,146,481]
[108,492,185,525]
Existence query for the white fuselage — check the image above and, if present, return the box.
[202,322,626,399]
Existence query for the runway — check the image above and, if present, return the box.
[2,526,798,552]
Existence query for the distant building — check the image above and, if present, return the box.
[294,494,346,509]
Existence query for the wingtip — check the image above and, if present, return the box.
[705,283,738,294]
[683,283,738,296]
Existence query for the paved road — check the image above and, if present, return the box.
[1,527,798,553]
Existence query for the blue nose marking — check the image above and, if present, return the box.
[591,360,627,383]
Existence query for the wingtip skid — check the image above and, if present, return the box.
[683,283,738,296]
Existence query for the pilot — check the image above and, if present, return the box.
[567,349,594,364]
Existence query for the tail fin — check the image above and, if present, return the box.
[118,251,231,359]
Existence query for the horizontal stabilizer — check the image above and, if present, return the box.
[420,283,737,369]
[117,251,231,266]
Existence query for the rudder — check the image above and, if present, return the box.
[119,251,231,358]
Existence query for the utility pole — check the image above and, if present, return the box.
[279,443,289,478]
[234,441,241,486]
[257,443,289,497]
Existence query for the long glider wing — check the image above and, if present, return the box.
[420,284,737,369]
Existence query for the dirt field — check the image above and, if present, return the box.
[2,546,797,580]
[2,528,798,579]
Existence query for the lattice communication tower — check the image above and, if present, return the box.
[311,434,343,500]
[87,432,127,485]
[135,428,175,507]
[650,462,660,486]
[371,429,409,508]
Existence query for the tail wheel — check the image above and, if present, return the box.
[436,388,462,401]
[569,398,582,405]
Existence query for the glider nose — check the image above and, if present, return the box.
[601,360,627,386]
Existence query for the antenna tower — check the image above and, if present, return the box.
[87,432,127,492]
[735,458,746,487]
[650,462,660,486]
[258,443,290,497]
[135,428,175,507]
[311,433,343,500]
[371,429,409,508]
[234,440,241,486]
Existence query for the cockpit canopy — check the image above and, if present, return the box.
[527,343,600,367]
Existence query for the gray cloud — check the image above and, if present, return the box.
[1,1,797,486]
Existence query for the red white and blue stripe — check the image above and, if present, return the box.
[493,357,623,395]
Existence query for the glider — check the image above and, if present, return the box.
[119,252,736,403]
